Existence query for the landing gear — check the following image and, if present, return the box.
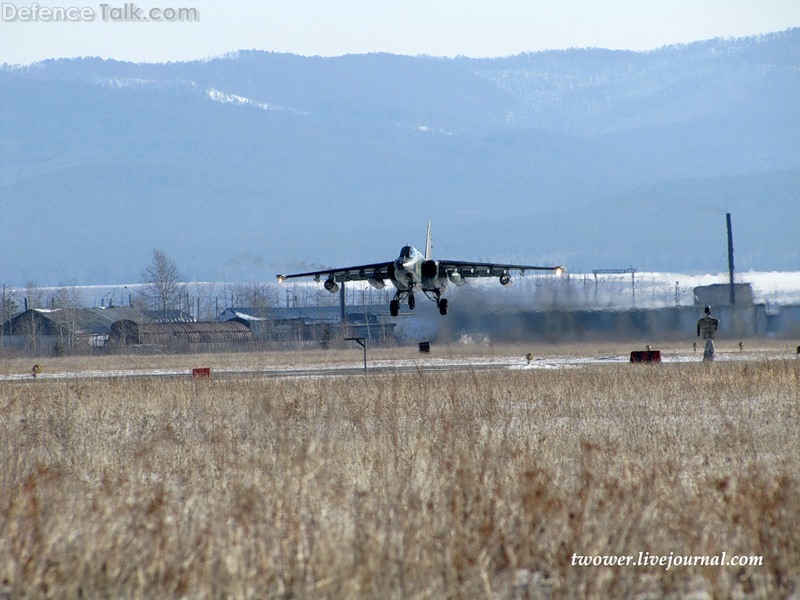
[389,289,449,316]
[422,289,449,316]
[389,290,415,316]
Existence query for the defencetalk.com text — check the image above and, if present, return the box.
[2,3,199,22]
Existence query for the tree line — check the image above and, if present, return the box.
[2,248,394,324]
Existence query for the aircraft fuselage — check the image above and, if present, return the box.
[391,245,425,292]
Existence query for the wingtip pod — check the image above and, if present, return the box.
[276,274,286,283]
[554,266,567,276]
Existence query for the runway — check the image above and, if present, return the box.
[2,349,793,382]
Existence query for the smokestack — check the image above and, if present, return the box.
[726,212,735,305]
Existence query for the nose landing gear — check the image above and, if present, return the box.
[389,290,415,316]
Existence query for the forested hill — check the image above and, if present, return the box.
[1,29,798,285]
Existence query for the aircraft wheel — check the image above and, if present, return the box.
[438,299,448,315]
[408,293,416,311]
[390,299,399,317]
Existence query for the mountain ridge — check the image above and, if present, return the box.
[1,30,798,285]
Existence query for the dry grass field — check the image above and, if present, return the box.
[1,345,799,598]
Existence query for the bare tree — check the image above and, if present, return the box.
[24,280,45,310]
[226,281,277,309]
[1,284,19,323]
[140,249,185,317]
[51,284,85,352]
[1,285,19,355]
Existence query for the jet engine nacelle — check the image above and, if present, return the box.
[421,259,440,286]
[324,278,339,294]
[421,259,438,279]
[499,273,513,287]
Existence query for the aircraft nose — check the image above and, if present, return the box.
[398,258,416,271]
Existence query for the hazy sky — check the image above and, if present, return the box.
[1,0,799,65]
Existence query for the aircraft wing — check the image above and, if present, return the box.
[277,262,393,283]
[437,260,564,278]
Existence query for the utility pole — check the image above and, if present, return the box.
[339,281,346,322]
[726,213,735,305]
[345,336,367,373]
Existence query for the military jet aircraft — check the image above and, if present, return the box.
[277,222,565,316]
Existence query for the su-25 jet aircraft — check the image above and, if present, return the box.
[277,223,565,316]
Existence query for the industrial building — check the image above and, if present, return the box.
[2,307,157,353]
[218,305,398,344]
[1,306,197,355]
[106,320,253,350]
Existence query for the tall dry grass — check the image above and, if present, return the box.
[1,358,798,598]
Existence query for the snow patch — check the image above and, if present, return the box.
[96,77,165,89]
[206,88,310,115]
[416,124,453,136]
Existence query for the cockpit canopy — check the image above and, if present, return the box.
[398,245,421,260]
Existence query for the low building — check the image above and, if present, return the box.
[107,320,253,350]
[1,306,201,355]
[766,305,800,338]
[441,304,771,343]
[1,307,155,353]
[694,283,755,306]
[218,305,397,344]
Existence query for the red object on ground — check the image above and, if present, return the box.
[630,351,661,363]
[192,368,212,379]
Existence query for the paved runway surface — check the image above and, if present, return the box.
[2,350,794,382]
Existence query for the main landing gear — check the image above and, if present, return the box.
[389,290,448,316]
[430,289,448,315]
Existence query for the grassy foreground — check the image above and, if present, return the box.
[1,353,798,598]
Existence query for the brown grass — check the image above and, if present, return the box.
[1,351,798,598]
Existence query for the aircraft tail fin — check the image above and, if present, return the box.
[425,220,432,260]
